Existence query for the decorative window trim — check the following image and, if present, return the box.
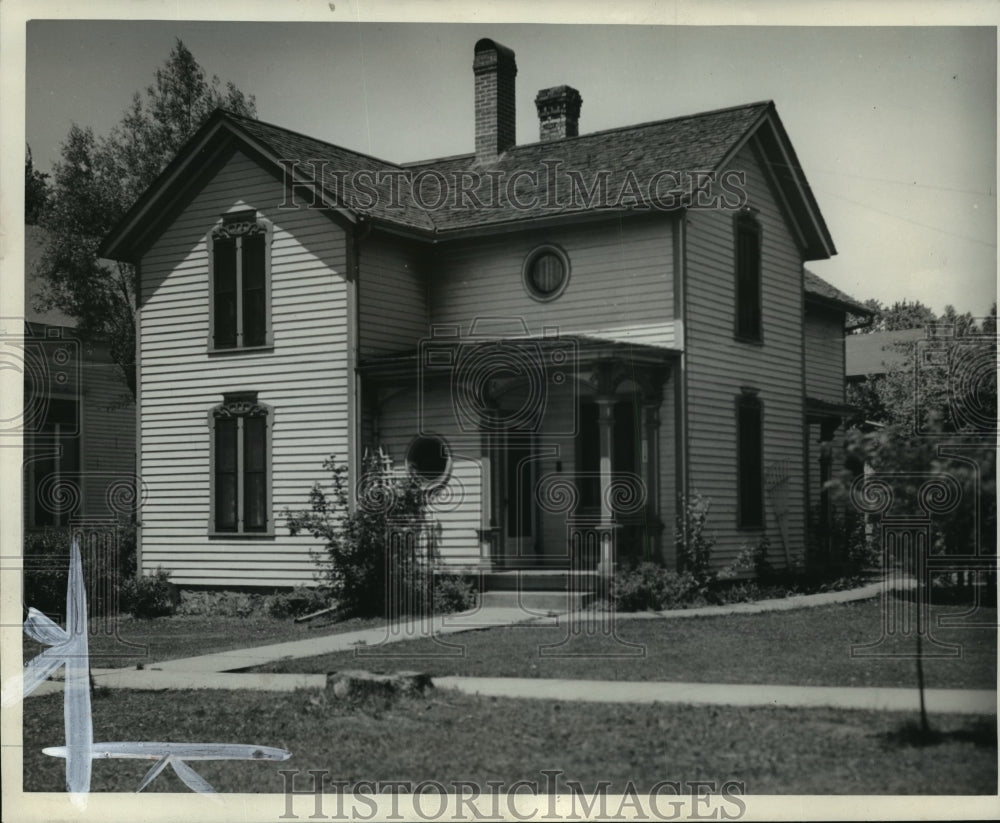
[207,210,274,353]
[208,391,274,538]
[522,244,571,302]
[405,433,453,489]
[733,209,763,344]
[735,389,764,530]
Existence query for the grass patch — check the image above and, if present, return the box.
[253,599,997,690]
[22,614,386,669]
[22,688,996,794]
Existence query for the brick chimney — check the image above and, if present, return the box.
[535,86,582,142]
[473,39,517,161]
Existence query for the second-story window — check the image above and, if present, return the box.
[210,211,272,350]
[734,211,762,342]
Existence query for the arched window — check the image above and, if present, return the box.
[210,392,272,535]
[209,210,273,351]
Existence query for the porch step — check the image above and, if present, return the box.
[479,589,594,612]
[481,570,602,592]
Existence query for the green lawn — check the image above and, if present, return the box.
[21,688,996,795]
[22,614,385,669]
[253,599,998,690]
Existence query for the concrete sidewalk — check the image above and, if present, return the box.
[27,668,996,717]
[152,580,891,674]
[434,676,997,715]
[152,606,557,673]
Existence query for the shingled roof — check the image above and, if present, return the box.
[804,269,871,316]
[101,99,836,262]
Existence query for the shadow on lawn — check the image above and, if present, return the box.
[881,718,997,749]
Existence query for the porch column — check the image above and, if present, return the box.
[643,403,662,561]
[596,395,616,576]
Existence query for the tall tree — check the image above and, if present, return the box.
[34,39,256,398]
[24,145,50,225]
[851,297,938,334]
[839,304,997,557]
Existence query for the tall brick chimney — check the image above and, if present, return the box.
[535,86,582,142]
[473,39,517,161]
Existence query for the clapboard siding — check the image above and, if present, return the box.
[138,150,349,587]
[79,349,135,518]
[374,385,485,567]
[359,234,428,356]
[683,142,806,569]
[431,216,677,347]
[805,307,846,404]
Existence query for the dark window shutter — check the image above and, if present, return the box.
[736,219,761,340]
[214,416,238,531]
[241,234,267,347]
[738,398,763,528]
[213,238,238,348]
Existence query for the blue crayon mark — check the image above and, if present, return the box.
[13,538,292,801]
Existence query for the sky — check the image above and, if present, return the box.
[16,14,1000,315]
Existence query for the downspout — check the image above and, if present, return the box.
[347,215,373,512]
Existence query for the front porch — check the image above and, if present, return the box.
[360,332,679,574]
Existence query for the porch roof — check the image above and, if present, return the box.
[805,396,858,422]
[358,334,679,378]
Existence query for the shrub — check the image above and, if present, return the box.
[284,451,434,618]
[23,522,137,617]
[675,493,716,586]
[266,586,332,619]
[432,575,477,614]
[612,562,705,612]
[119,568,176,618]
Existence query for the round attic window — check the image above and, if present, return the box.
[523,245,570,301]
[406,435,451,486]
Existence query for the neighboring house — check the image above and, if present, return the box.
[803,269,873,559]
[22,225,136,529]
[846,327,926,384]
[100,38,864,589]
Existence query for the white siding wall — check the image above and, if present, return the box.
[138,150,349,587]
[358,234,428,356]
[683,143,807,569]
[805,307,846,404]
[430,217,676,347]
[80,349,135,518]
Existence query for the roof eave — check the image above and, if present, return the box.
[100,110,360,262]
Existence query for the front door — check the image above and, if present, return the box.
[498,433,536,565]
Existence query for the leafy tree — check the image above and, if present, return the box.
[837,305,997,557]
[851,297,938,334]
[34,39,256,397]
[24,145,50,225]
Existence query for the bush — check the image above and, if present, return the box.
[612,563,706,611]
[674,493,716,586]
[284,451,435,618]
[119,568,176,618]
[266,586,332,619]
[432,575,477,614]
[23,522,137,618]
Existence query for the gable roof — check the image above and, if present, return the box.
[804,270,871,316]
[101,101,836,261]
